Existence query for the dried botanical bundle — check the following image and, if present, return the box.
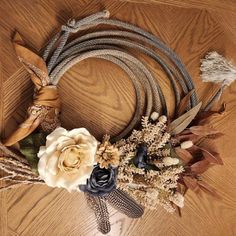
[0,142,43,192]
[170,104,224,200]
[116,99,225,214]
[116,114,185,212]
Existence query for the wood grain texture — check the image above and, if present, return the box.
[1,1,236,236]
[119,0,236,14]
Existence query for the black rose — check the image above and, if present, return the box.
[79,166,117,196]
[133,144,148,168]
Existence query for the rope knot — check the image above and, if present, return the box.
[67,19,76,28]
[61,19,79,33]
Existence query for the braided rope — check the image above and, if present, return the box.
[42,10,198,142]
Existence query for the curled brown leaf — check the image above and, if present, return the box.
[177,183,188,196]
[169,102,202,135]
[197,181,221,200]
[190,159,211,174]
[175,133,202,143]
[196,103,226,126]
[176,90,195,117]
[200,147,223,165]
[175,147,193,164]
[189,126,220,136]
[183,176,200,193]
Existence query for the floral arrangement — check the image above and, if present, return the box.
[116,106,223,213]
[0,11,235,235]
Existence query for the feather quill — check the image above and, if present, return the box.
[85,193,111,234]
[105,189,144,218]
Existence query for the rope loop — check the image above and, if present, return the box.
[42,10,199,142]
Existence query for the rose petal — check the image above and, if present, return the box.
[68,128,90,139]
[46,127,68,147]
[57,137,76,151]
[37,146,46,158]
[43,170,59,188]
[58,165,93,191]
[45,131,70,156]
[44,143,58,156]
[38,154,47,178]
[46,151,60,175]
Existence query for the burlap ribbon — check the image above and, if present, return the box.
[3,33,61,146]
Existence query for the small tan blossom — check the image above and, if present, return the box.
[96,135,120,169]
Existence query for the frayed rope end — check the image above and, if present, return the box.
[200,51,236,86]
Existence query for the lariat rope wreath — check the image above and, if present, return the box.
[1,10,236,234]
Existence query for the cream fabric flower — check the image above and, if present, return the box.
[37,127,98,192]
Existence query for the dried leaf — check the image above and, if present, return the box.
[183,176,200,193]
[175,133,202,143]
[206,133,224,140]
[173,204,182,217]
[19,132,47,173]
[189,126,220,136]
[177,183,188,196]
[200,147,223,165]
[175,147,193,164]
[176,90,195,117]
[198,181,221,200]
[188,145,201,153]
[169,102,202,135]
[190,159,211,174]
[196,103,226,125]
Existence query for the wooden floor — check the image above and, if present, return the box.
[1,0,236,235]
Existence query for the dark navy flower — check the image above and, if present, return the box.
[79,166,117,196]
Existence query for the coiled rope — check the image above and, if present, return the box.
[42,10,198,142]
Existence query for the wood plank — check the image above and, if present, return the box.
[119,0,236,14]
[0,193,8,236]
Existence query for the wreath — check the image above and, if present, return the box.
[1,10,235,234]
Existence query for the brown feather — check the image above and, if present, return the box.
[105,189,144,218]
[85,193,111,234]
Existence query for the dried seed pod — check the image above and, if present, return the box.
[150,112,159,121]
[180,141,193,149]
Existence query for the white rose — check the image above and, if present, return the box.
[37,127,98,192]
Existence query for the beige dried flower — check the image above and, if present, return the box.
[116,116,185,212]
[96,135,120,169]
